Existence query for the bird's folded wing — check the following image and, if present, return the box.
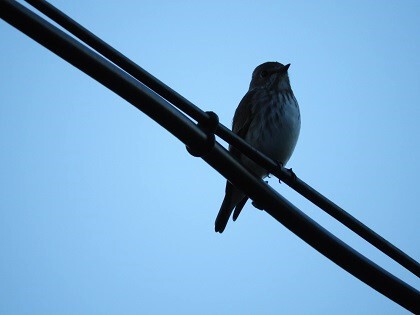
[229,88,259,159]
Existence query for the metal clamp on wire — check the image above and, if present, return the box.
[186,111,219,157]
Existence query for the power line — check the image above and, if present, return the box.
[21,0,420,279]
[1,1,418,312]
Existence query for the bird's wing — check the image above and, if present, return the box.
[230,88,258,158]
[223,89,260,224]
[216,89,261,232]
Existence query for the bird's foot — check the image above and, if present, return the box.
[275,160,297,183]
[275,160,285,184]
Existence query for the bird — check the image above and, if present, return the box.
[215,61,301,233]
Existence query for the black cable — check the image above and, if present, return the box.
[22,0,420,278]
[1,1,419,312]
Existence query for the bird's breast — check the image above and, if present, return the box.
[246,91,301,166]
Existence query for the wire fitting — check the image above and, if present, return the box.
[186,111,219,157]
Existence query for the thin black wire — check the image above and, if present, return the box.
[23,0,420,278]
[1,1,419,312]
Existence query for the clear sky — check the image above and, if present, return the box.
[1,1,419,314]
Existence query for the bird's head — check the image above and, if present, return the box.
[249,62,291,91]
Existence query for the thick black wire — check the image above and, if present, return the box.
[1,2,419,312]
[22,0,420,278]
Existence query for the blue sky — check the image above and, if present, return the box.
[1,1,419,314]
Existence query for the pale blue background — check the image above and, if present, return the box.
[1,1,419,314]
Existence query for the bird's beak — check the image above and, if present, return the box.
[278,63,290,73]
[266,63,291,76]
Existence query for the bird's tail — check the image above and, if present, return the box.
[215,182,247,233]
[232,197,248,221]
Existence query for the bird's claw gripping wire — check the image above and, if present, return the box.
[276,160,297,183]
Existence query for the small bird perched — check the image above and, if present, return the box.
[215,61,301,233]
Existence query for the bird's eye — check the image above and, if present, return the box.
[260,70,268,78]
